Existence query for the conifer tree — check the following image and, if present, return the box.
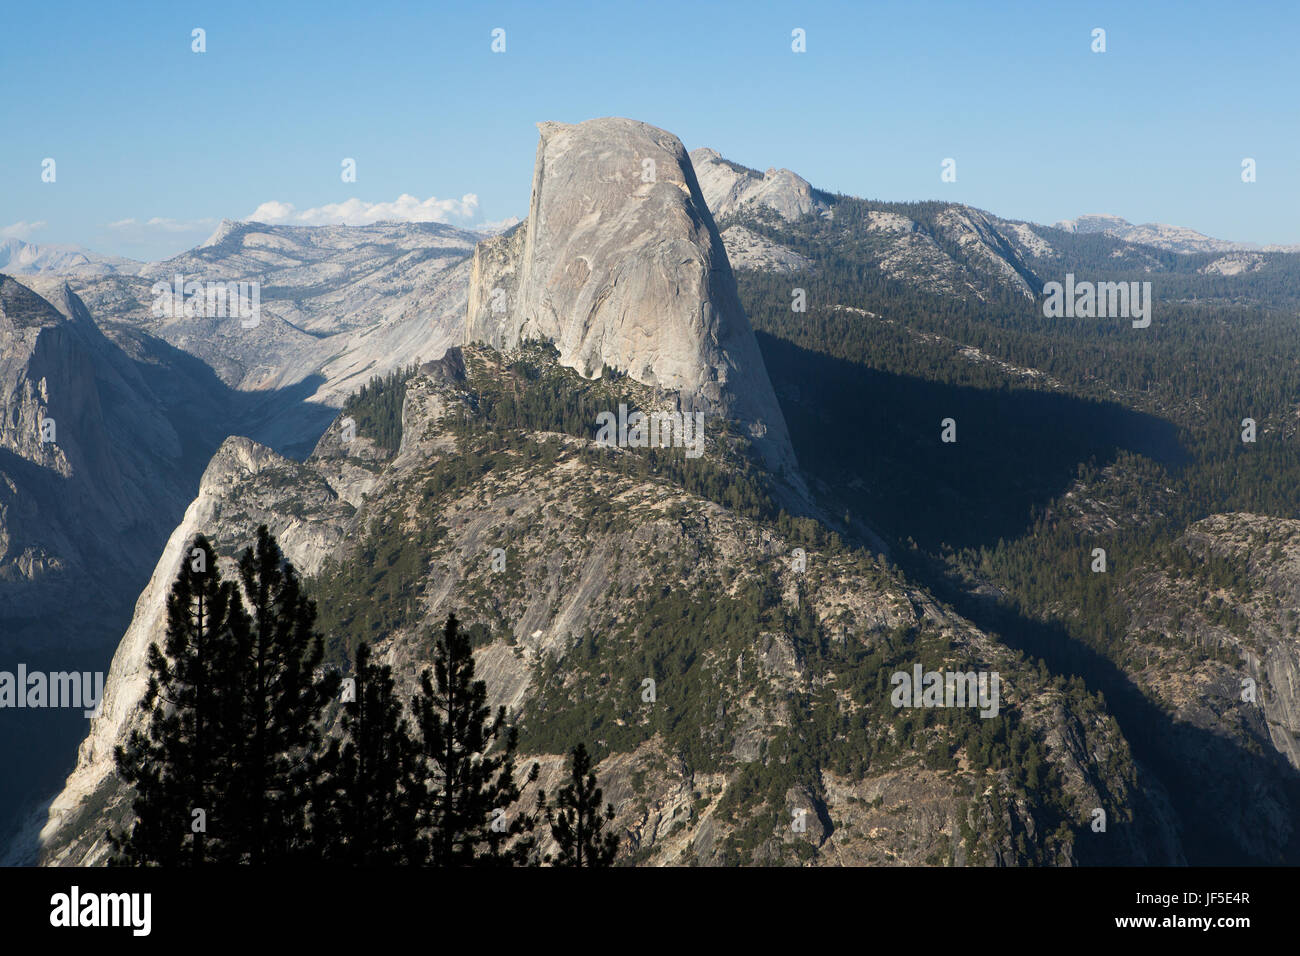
[311,642,424,864]
[413,613,538,865]
[109,535,249,865]
[228,526,338,863]
[545,742,619,867]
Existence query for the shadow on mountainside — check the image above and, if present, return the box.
[757,332,1187,553]
[1,330,341,863]
[758,334,1300,864]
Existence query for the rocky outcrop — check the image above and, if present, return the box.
[1201,253,1266,276]
[465,118,796,473]
[27,434,357,865]
[1115,513,1300,862]
[717,225,813,274]
[688,148,828,223]
[932,207,1037,298]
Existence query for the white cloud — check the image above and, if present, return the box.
[247,193,481,227]
[245,201,295,223]
[1,220,47,240]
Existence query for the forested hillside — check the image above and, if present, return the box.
[730,198,1300,863]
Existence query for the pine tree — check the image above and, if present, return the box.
[544,742,619,867]
[413,613,538,865]
[228,526,338,863]
[311,642,424,864]
[109,535,249,865]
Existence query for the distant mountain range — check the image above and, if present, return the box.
[1051,213,1300,256]
[5,200,1297,286]
[0,239,141,278]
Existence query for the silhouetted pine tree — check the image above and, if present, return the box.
[414,613,538,865]
[545,743,619,867]
[228,526,338,863]
[311,642,424,864]
[109,535,249,865]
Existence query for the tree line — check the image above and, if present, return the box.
[109,525,618,867]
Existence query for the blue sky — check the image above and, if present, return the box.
[2,0,1296,260]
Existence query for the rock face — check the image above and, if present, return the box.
[0,276,194,652]
[24,434,360,865]
[466,118,796,473]
[688,148,828,223]
[1116,513,1300,861]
